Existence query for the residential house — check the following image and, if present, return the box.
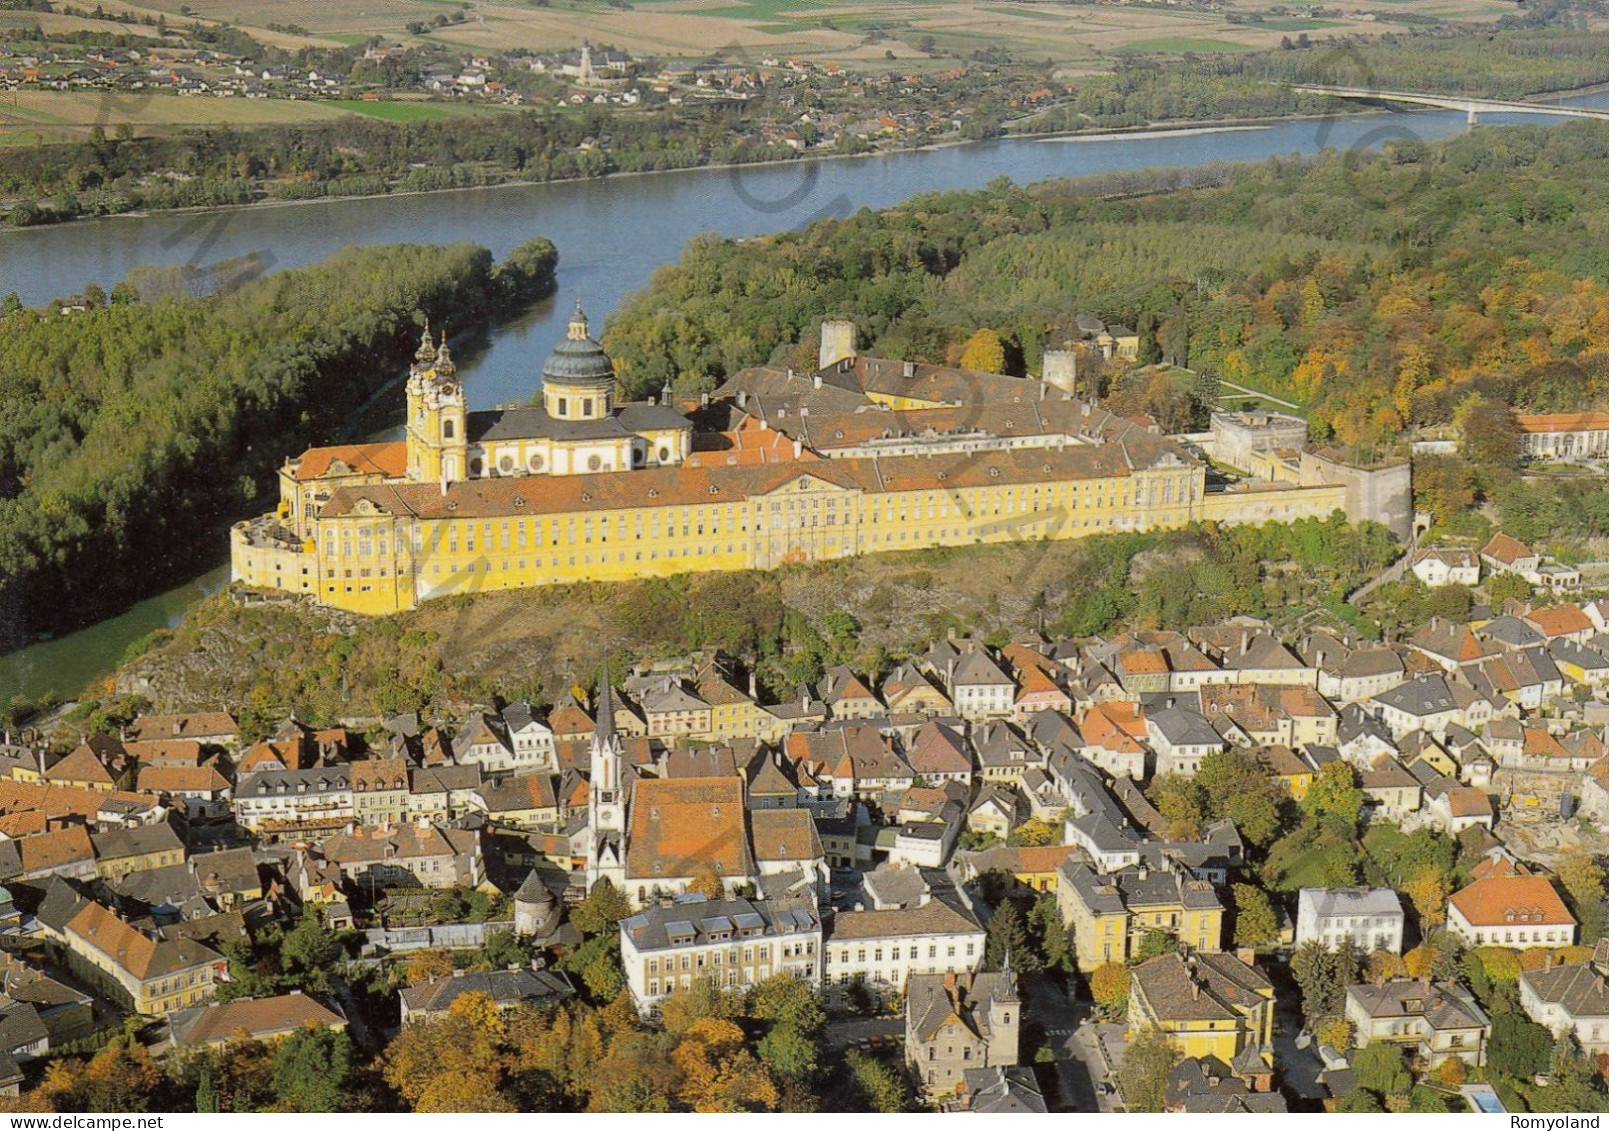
[905,968,1021,1100]
[1145,707,1224,776]
[947,650,1016,721]
[823,890,986,1007]
[1446,875,1576,948]
[1345,979,1489,1067]
[1128,950,1274,1066]
[1520,944,1609,1054]
[1057,859,1224,972]
[1411,547,1481,588]
[400,968,574,1023]
[168,992,346,1050]
[619,894,821,1014]
[61,902,224,1015]
[500,701,557,772]
[1294,887,1405,954]
[350,759,411,827]
[92,823,184,880]
[476,774,562,829]
[134,765,231,823]
[320,821,484,890]
[235,766,353,835]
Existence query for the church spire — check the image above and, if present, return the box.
[415,317,436,364]
[567,298,590,341]
[434,328,456,376]
[594,656,617,745]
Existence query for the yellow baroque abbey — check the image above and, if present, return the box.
[232,312,1353,616]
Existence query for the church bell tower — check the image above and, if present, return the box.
[405,321,468,485]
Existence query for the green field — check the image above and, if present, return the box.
[1116,35,1264,54]
[319,99,459,122]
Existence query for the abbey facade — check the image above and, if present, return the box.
[232,315,1356,616]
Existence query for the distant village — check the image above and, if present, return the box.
[0,32,1051,149]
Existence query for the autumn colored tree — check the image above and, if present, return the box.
[406,948,456,985]
[671,1018,779,1112]
[687,867,726,901]
[383,1012,509,1112]
[958,328,1006,374]
[1090,963,1130,1016]
[1405,865,1450,929]
[1366,950,1406,984]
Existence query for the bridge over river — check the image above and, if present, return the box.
[1290,84,1609,125]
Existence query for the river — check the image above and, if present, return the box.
[2,94,1607,704]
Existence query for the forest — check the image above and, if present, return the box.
[0,235,557,645]
[604,120,1609,456]
[0,105,810,226]
[1020,27,1609,135]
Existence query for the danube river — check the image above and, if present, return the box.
[2,94,1606,702]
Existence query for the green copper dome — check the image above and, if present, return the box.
[542,301,615,389]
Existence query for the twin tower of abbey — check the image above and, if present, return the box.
[231,310,1407,615]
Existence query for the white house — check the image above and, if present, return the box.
[1295,887,1405,954]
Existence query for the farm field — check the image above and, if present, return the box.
[0,91,356,144]
[43,0,1523,65]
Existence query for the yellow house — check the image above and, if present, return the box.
[1128,950,1275,1064]
[1058,859,1224,972]
[62,903,222,1016]
[92,823,185,880]
[966,844,1081,894]
[1258,745,1315,801]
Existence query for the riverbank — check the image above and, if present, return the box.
[0,104,1384,246]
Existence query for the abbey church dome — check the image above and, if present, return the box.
[542,301,616,389]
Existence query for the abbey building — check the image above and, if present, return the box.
[232,313,1366,616]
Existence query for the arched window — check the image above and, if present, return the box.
[443,419,455,440]
[469,458,483,477]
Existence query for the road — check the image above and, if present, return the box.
[1271,1004,1327,1103]
[824,1014,902,1052]
[1020,974,1109,1113]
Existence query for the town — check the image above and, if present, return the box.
[0,311,1600,1111]
[4,547,1609,1111]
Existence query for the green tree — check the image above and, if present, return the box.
[1300,762,1364,830]
[195,1066,219,1114]
[1352,1041,1410,1096]
[1197,748,1287,847]
[1132,929,1177,964]
[1489,1011,1554,1079]
[1230,883,1278,949]
[985,898,1030,971]
[572,879,632,937]
[846,1050,910,1112]
[1029,894,1075,975]
[269,1027,357,1112]
[1117,1026,1179,1112]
